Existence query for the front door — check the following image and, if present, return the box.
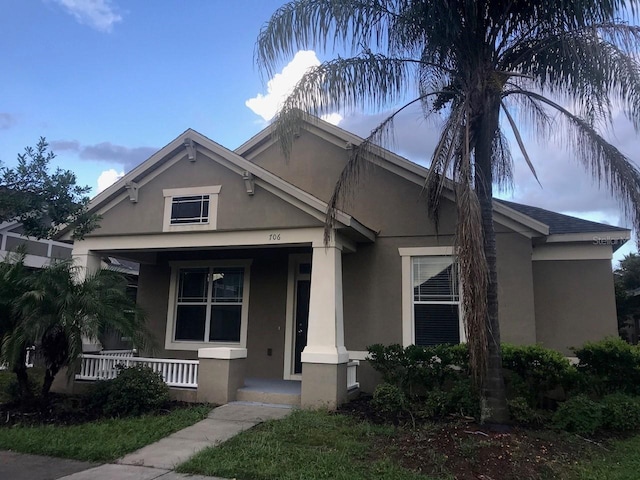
[288,258,311,377]
[293,277,310,374]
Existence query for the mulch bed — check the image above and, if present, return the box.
[340,395,592,480]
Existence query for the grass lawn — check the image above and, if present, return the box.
[566,435,640,480]
[177,409,427,480]
[0,404,211,462]
[177,409,640,480]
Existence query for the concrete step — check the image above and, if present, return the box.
[235,387,301,406]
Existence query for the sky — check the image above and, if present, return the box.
[1,0,638,261]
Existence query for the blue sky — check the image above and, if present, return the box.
[1,0,638,260]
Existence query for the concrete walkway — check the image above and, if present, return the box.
[56,402,293,480]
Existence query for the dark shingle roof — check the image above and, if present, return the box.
[495,199,629,235]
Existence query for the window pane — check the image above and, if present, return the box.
[209,305,241,342]
[414,304,460,346]
[171,195,209,224]
[211,268,243,302]
[175,305,206,340]
[413,257,459,302]
[178,268,208,302]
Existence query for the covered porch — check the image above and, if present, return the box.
[71,225,372,408]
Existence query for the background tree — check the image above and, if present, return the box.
[0,137,99,239]
[0,256,150,399]
[615,253,640,344]
[257,0,640,423]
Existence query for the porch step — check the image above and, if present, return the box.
[236,378,301,407]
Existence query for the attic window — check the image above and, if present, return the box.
[171,195,210,225]
[163,186,221,232]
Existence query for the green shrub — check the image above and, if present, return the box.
[501,344,574,408]
[508,397,547,427]
[87,365,169,417]
[552,395,603,435]
[371,383,408,416]
[601,393,640,431]
[573,337,640,396]
[367,343,469,397]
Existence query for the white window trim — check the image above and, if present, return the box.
[165,259,251,351]
[398,247,466,347]
[163,186,221,232]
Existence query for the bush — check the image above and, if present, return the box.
[86,365,170,417]
[508,397,547,427]
[501,344,575,408]
[601,393,640,431]
[367,343,469,397]
[552,395,603,435]
[573,337,640,396]
[371,383,409,416]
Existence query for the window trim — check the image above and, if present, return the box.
[165,259,251,351]
[399,247,466,347]
[163,186,221,232]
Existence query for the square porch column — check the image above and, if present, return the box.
[73,249,103,352]
[301,241,349,409]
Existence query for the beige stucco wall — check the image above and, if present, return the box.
[533,258,618,354]
[495,231,537,345]
[88,151,322,237]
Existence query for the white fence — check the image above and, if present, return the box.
[347,360,359,390]
[76,354,199,388]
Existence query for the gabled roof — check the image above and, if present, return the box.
[495,199,628,235]
[60,128,376,242]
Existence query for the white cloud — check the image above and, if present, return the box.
[246,50,342,125]
[52,0,122,32]
[321,113,343,125]
[97,169,124,193]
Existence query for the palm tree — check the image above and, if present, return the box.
[256,0,640,423]
[1,257,149,399]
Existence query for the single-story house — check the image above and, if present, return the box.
[60,117,629,408]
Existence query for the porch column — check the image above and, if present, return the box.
[73,248,102,352]
[301,239,349,409]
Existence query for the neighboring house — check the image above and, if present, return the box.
[0,221,73,266]
[59,117,629,408]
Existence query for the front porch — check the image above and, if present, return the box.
[71,225,371,409]
[73,350,360,407]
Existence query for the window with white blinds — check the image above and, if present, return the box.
[412,256,461,346]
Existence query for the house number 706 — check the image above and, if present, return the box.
[269,233,281,241]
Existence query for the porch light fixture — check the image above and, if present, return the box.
[242,171,255,196]
[184,138,197,162]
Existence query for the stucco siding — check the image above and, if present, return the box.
[533,258,618,354]
[250,130,459,236]
[89,151,321,237]
[495,231,537,345]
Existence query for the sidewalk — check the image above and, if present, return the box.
[1,402,293,480]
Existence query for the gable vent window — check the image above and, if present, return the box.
[171,195,210,225]
[413,256,460,346]
[163,186,221,232]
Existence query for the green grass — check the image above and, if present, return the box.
[0,404,211,462]
[177,409,428,480]
[566,435,640,480]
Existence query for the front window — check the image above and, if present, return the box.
[174,266,245,343]
[412,256,461,346]
[170,195,210,225]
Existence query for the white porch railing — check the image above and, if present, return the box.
[347,360,359,390]
[100,349,136,357]
[76,354,199,388]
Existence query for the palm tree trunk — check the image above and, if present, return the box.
[474,94,509,425]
